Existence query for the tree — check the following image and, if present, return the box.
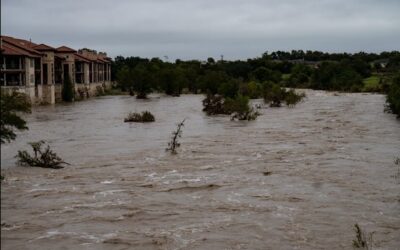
[62,74,74,102]
[263,83,305,107]
[131,64,153,99]
[116,65,132,92]
[0,91,31,143]
[310,62,362,91]
[250,67,281,83]
[385,74,400,117]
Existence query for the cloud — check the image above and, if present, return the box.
[2,0,400,60]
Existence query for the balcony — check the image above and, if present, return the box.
[1,63,24,73]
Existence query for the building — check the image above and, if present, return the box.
[1,35,112,104]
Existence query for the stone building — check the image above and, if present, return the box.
[1,35,112,104]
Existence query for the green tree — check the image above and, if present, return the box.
[239,81,263,99]
[250,67,281,83]
[386,74,400,117]
[263,83,305,107]
[0,91,31,143]
[116,65,132,92]
[131,64,153,99]
[62,74,74,102]
[311,62,362,91]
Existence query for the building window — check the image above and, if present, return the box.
[30,58,34,68]
[30,74,34,83]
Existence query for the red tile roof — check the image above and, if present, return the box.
[1,43,33,56]
[56,46,77,53]
[74,53,91,63]
[33,43,56,51]
[1,36,42,57]
[1,35,111,63]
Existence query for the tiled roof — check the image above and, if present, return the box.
[56,46,77,53]
[97,57,108,63]
[1,35,42,57]
[33,43,56,51]
[74,53,91,63]
[2,43,33,56]
[1,35,111,63]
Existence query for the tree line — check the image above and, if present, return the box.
[112,50,400,98]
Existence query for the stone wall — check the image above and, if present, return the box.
[1,86,39,104]
[42,85,55,104]
[3,81,112,104]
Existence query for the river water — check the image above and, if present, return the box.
[1,90,400,250]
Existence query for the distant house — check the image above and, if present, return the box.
[371,59,389,69]
[1,35,112,104]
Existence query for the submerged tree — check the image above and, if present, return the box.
[0,91,31,143]
[166,119,185,154]
[263,83,305,107]
[202,94,259,120]
[124,111,155,122]
[131,64,154,99]
[62,74,74,102]
[225,95,260,121]
[16,141,69,169]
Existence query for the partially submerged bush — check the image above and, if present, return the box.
[285,89,306,107]
[225,95,260,121]
[166,119,185,154]
[202,94,260,120]
[202,94,229,115]
[264,83,305,107]
[124,111,155,122]
[16,141,68,169]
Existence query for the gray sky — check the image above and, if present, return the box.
[2,0,400,60]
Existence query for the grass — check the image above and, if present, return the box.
[362,75,380,92]
[282,73,291,80]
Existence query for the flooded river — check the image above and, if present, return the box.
[1,90,400,249]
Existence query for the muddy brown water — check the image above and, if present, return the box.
[1,90,400,250]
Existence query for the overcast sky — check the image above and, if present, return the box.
[2,0,399,60]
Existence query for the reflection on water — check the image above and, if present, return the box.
[1,91,400,249]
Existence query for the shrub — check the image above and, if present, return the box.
[16,141,68,169]
[166,119,185,154]
[385,74,400,117]
[285,89,306,107]
[202,94,259,120]
[225,95,260,121]
[264,83,305,107]
[96,85,105,96]
[264,83,286,107]
[0,91,31,143]
[202,94,230,115]
[239,81,263,99]
[124,111,155,122]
